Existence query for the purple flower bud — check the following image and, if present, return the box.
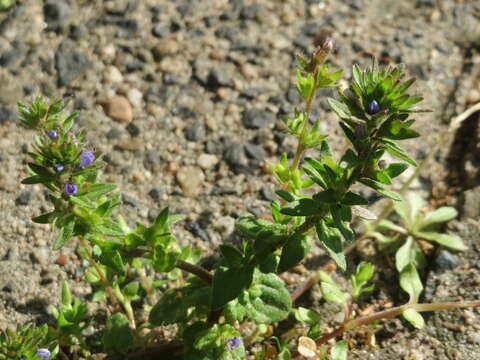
[54,163,64,173]
[226,337,242,350]
[64,181,78,196]
[354,124,367,138]
[378,160,387,169]
[79,151,95,168]
[47,130,58,140]
[367,100,380,115]
[35,348,51,359]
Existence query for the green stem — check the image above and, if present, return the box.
[79,237,120,312]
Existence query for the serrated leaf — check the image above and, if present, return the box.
[102,313,134,354]
[327,98,352,119]
[316,221,346,271]
[212,265,254,309]
[278,235,310,273]
[242,271,291,324]
[399,263,423,303]
[150,281,211,325]
[402,308,425,329]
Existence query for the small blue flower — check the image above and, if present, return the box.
[35,348,51,359]
[354,124,367,138]
[47,130,58,140]
[64,181,78,196]
[367,100,380,115]
[79,151,95,168]
[226,337,241,350]
[54,164,64,173]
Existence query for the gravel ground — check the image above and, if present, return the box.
[0,0,479,358]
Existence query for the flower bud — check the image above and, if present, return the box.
[79,151,95,168]
[354,124,367,138]
[54,163,64,173]
[47,130,58,140]
[367,100,380,115]
[226,337,242,350]
[35,348,51,359]
[64,181,78,196]
[378,160,387,169]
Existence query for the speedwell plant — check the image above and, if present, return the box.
[11,39,479,359]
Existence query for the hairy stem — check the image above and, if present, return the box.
[176,260,213,284]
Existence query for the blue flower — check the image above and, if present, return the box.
[367,100,380,115]
[64,181,78,196]
[35,348,51,359]
[226,337,241,350]
[54,164,64,173]
[79,151,95,168]
[47,130,58,140]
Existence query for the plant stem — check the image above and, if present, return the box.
[291,300,480,359]
[175,260,213,284]
[138,267,156,305]
[79,237,120,312]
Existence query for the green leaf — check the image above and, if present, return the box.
[224,299,247,324]
[377,219,407,234]
[297,71,315,101]
[341,191,368,206]
[102,313,134,354]
[320,281,348,304]
[27,163,52,177]
[295,307,321,325]
[385,162,408,178]
[402,308,425,329]
[152,245,180,273]
[241,271,291,324]
[187,323,245,360]
[77,183,117,200]
[383,140,417,166]
[96,219,126,237]
[415,232,466,251]
[395,237,426,272]
[61,281,72,308]
[331,340,348,360]
[281,198,323,216]
[150,280,211,325]
[312,189,338,204]
[219,244,244,267]
[275,189,296,202]
[355,261,374,284]
[327,98,352,120]
[316,221,346,271]
[303,158,329,189]
[53,216,75,250]
[32,211,57,224]
[212,265,254,309]
[21,175,52,185]
[70,195,97,209]
[331,205,354,243]
[359,178,402,201]
[278,235,311,273]
[99,250,125,275]
[399,263,423,303]
[419,207,458,229]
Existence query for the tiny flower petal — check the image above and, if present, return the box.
[64,181,78,195]
[35,348,51,359]
[47,130,58,140]
[367,100,380,115]
[226,337,242,350]
[79,151,95,168]
[54,163,64,173]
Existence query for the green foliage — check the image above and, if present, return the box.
[17,43,458,359]
[0,324,57,360]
